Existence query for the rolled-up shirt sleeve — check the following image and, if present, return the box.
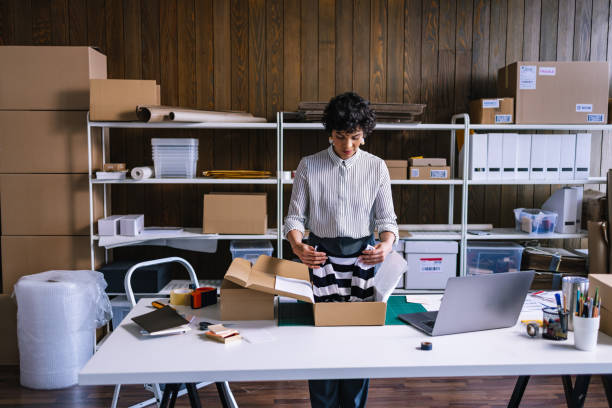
[374,162,399,243]
[283,158,309,238]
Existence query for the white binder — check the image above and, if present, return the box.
[516,133,531,180]
[544,134,561,180]
[530,134,546,180]
[559,133,576,180]
[459,133,488,180]
[487,133,503,179]
[542,187,578,233]
[574,133,591,180]
[501,133,518,180]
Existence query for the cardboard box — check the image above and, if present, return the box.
[220,280,275,320]
[0,295,18,365]
[588,274,612,337]
[0,174,103,235]
[497,61,609,124]
[90,79,160,121]
[0,111,105,173]
[384,160,407,180]
[203,193,267,234]
[608,98,612,124]
[409,158,447,167]
[223,256,387,326]
[1,235,103,294]
[0,46,107,110]
[409,166,450,180]
[469,98,514,124]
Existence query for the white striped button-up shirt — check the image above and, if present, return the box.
[284,146,399,242]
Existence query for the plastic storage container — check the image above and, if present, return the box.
[466,241,524,275]
[229,240,274,264]
[513,208,558,234]
[151,138,198,178]
[404,241,458,289]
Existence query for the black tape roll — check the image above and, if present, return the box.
[420,341,433,351]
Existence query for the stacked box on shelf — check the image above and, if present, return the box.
[0,46,107,365]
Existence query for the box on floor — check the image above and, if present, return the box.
[90,79,161,121]
[203,193,267,235]
[1,236,103,294]
[0,46,107,110]
[0,174,104,235]
[0,111,106,173]
[0,295,18,365]
[469,98,514,124]
[221,256,387,326]
[497,61,609,124]
[588,274,612,337]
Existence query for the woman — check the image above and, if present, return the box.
[284,92,399,408]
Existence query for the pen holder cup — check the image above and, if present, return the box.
[542,307,569,340]
[573,316,600,351]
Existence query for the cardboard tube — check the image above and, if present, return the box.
[131,166,154,180]
[588,221,608,274]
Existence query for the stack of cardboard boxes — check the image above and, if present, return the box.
[0,46,107,364]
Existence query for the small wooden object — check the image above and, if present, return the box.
[103,162,126,172]
[205,324,242,344]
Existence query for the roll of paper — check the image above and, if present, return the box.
[131,166,154,180]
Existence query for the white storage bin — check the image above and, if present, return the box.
[404,241,458,289]
[229,240,274,264]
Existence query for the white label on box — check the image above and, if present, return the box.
[430,169,448,179]
[538,66,556,76]
[519,65,537,89]
[576,104,593,112]
[419,258,442,273]
[482,99,500,108]
[410,168,420,178]
[495,114,512,123]
[588,114,605,123]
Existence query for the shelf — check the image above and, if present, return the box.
[88,121,277,129]
[400,230,462,240]
[282,179,463,185]
[92,177,278,185]
[467,177,606,185]
[281,122,465,131]
[470,124,612,131]
[465,228,587,240]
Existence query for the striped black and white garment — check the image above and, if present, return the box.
[283,145,399,242]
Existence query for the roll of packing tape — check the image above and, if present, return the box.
[526,322,540,338]
[420,341,432,351]
[170,288,192,306]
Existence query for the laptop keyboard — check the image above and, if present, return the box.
[423,320,435,328]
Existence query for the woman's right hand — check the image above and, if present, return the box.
[291,242,327,269]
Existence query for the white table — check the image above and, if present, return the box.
[79,298,612,406]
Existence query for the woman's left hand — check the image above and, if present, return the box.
[358,241,393,265]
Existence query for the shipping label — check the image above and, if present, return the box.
[495,114,512,123]
[538,66,556,76]
[482,99,500,108]
[419,258,443,273]
[587,114,605,123]
[410,168,420,178]
[519,65,537,89]
[430,169,448,179]
[576,104,593,112]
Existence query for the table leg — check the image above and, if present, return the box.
[216,382,231,408]
[186,383,203,408]
[159,383,177,408]
[601,375,612,405]
[572,375,591,408]
[508,376,530,408]
[562,375,574,407]
[169,384,180,408]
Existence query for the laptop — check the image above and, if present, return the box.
[399,271,535,336]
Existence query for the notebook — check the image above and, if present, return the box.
[131,305,191,336]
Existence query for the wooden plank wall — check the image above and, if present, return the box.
[0,0,610,271]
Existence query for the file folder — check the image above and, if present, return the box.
[574,133,591,179]
[516,133,531,180]
[502,133,518,179]
[559,133,577,180]
[542,187,578,233]
[544,134,561,180]
[487,133,503,179]
[530,134,546,180]
[459,133,487,180]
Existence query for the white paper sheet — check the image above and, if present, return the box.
[372,251,408,302]
[274,276,314,303]
[240,328,276,344]
[405,295,443,311]
[522,290,560,312]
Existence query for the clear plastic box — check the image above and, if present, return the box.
[466,241,524,275]
[513,208,558,234]
[151,138,199,178]
[229,240,274,264]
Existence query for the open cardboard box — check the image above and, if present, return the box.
[222,254,405,326]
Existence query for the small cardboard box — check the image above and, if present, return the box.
[0,174,104,235]
[0,46,107,110]
[0,295,18,365]
[220,280,275,321]
[409,166,450,180]
[203,193,267,234]
[222,256,387,326]
[384,160,407,180]
[497,61,609,124]
[469,98,514,124]
[90,79,161,121]
[1,236,103,294]
[409,158,447,167]
[588,274,612,337]
[0,111,106,173]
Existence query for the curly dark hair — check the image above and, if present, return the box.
[322,92,376,135]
